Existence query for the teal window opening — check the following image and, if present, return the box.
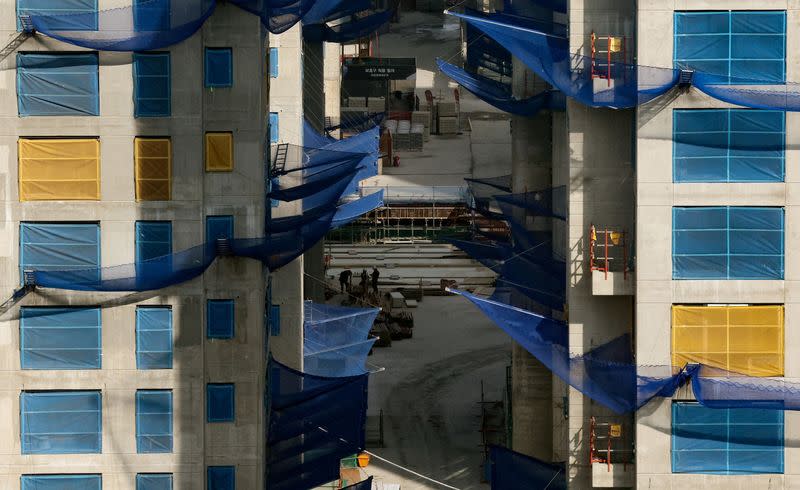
[672,206,784,280]
[673,109,785,183]
[20,390,102,454]
[207,299,235,339]
[134,52,171,117]
[207,383,235,422]
[136,390,173,453]
[136,306,173,370]
[21,307,101,370]
[672,401,784,474]
[674,11,786,84]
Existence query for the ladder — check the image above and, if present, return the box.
[271,143,288,175]
[0,16,34,64]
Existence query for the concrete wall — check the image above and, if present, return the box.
[566,0,636,487]
[0,2,268,487]
[636,1,800,488]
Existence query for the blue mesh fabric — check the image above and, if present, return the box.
[136,307,173,369]
[488,445,566,490]
[326,112,385,132]
[268,359,368,490]
[330,191,384,228]
[20,223,100,284]
[303,302,380,377]
[303,8,396,43]
[495,186,566,220]
[449,10,680,109]
[22,0,389,50]
[437,59,559,116]
[136,474,173,490]
[466,18,512,77]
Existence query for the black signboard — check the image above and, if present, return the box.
[343,57,416,80]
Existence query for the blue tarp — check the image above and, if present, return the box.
[207,299,235,339]
[136,474,173,490]
[17,52,99,116]
[488,445,565,490]
[437,59,562,116]
[207,383,235,422]
[21,390,102,454]
[267,358,369,490]
[303,302,380,377]
[207,466,235,490]
[673,206,784,280]
[136,221,172,262]
[331,191,384,228]
[21,307,101,370]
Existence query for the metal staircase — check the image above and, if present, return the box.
[0,16,34,64]
[272,143,289,175]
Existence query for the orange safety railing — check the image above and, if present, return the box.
[590,33,627,86]
[589,416,632,472]
[589,225,628,280]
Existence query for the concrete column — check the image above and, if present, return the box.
[269,25,306,370]
[302,38,327,304]
[509,56,554,461]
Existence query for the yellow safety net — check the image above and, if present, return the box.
[19,138,100,201]
[672,305,784,377]
[205,132,233,171]
[135,138,171,201]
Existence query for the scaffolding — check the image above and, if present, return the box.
[327,204,470,243]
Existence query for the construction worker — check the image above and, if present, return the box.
[371,267,380,294]
[339,269,353,293]
[360,269,368,290]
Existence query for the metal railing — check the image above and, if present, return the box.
[589,225,628,279]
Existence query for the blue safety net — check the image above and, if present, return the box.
[465,175,510,220]
[268,358,369,490]
[303,302,379,377]
[331,191,384,228]
[673,109,785,183]
[466,19,512,77]
[304,8,396,43]
[269,159,361,202]
[22,0,387,51]
[300,124,381,198]
[326,112,385,132]
[437,59,560,116]
[455,288,800,414]
[488,445,565,490]
[23,191,380,292]
[17,52,99,116]
[495,186,566,220]
[672,206,784,280]
[449,10,681,109]
[26,0,216,51]
[503,0,565,16]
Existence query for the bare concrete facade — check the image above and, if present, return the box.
[0,2,281,488]
[635,1,800,488]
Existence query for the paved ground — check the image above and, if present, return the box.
[358,11,511,201]
[362,295,510,489]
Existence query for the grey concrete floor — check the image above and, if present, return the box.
[362,295,511,489]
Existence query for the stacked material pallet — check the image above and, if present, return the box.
[368,97,385,112]
[412,111,431,141]
[346,97,367,108]
[410,123,425,151]
[393,120,411,150]
[437,102,458,135]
